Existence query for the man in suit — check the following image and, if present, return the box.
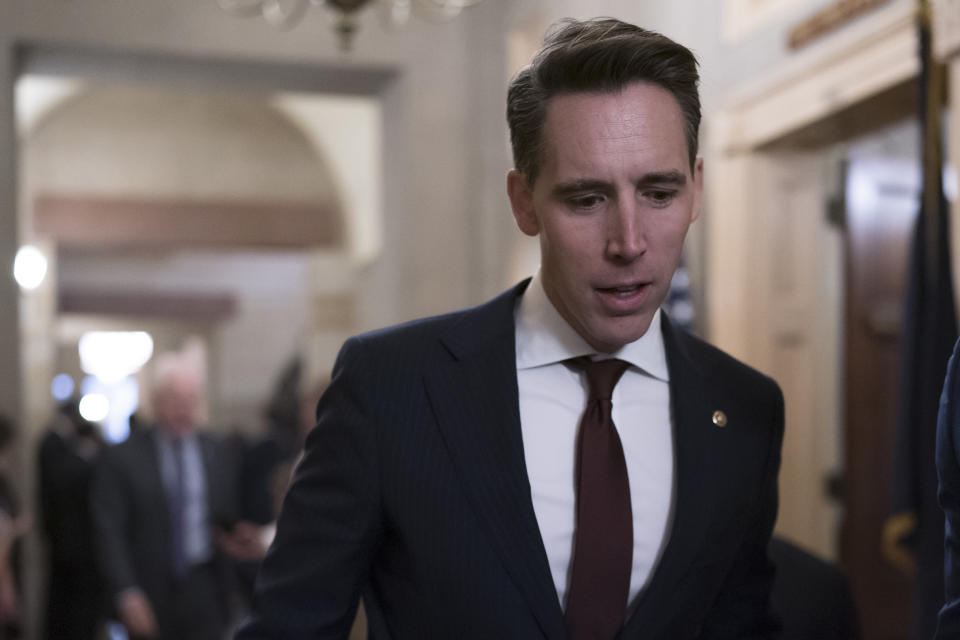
[91,354,241,640]
[238,17,784,639]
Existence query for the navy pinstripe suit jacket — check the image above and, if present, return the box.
[237,281,784,639]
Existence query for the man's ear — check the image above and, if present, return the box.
[507,169,539,236]
[690,157,704,223]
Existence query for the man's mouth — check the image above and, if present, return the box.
[596,283,647,297]
[593,282,653,313]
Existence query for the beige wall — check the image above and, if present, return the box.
[274,94,382,262]
[24,85,340,204]
[0,45,19,426]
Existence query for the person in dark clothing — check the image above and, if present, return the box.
[769,536,860,640]
[238,20,785,639]
[90,357,242,640]
[37,399,105,640]
[230,358,308,602]
[0,416,27,640]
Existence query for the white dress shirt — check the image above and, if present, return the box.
[515,272,675,610]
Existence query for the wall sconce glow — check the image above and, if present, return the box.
[78,393,110,423]
[79,331,155,385]
[13,245,47,290]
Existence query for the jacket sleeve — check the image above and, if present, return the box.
[236,337,382,640]
[696,382,785,640]
[936,338,960,637]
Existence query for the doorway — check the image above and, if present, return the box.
[702,4,948,635]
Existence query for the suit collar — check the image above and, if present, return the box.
[437,279,529,361]
[427,279,568,640]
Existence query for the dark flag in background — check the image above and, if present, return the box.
[881,2,958,638]
[886,192,958,639]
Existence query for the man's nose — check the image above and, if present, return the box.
[605,202,646,262]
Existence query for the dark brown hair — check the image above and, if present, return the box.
[507,18,701,185]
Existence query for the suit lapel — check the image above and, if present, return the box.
[424,282,567,640]
[140,430,174,541]
[620,316,724,636]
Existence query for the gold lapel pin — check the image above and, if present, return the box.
[712,410,728,428]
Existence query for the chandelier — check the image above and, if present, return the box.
[217,0,484,50]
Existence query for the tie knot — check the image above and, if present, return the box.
[573,357,630,401]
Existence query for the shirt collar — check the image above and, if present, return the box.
[514,271,670,381]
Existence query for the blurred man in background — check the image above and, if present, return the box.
[91,355,241,640]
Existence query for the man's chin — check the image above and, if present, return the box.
[587,320,655,353]
[163,422,195,437]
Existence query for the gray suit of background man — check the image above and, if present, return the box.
[91,357,240,640]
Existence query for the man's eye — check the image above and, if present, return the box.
[568,195,605,210]
[645,190,675,207]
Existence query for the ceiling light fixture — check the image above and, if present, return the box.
[217,0,484,50]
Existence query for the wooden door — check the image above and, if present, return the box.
[842,148,919,640]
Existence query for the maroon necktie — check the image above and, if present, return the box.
[565,358,633,640]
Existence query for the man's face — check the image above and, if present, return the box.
[507,81,702,353]
[154,371,200,438]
